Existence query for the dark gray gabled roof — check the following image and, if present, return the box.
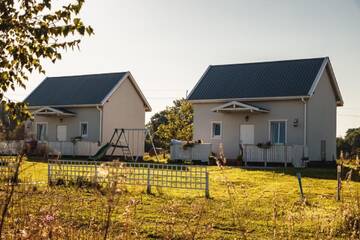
[25,72,127,106]
[187,57,327,101]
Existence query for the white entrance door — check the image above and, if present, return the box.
[57,125,67,141]
[240,124,254,144]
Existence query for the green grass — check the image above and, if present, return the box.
[143,152,169,163]
[2,159,360,239]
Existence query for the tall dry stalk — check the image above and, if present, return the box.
[0,153,25,236]
[215,143,248,237]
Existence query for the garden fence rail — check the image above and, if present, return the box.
[48,160,209,197]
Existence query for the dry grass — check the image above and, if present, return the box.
[0,158,359,239]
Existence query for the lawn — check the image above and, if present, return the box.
[1,159,359,239]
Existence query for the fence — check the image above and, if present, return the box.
[0,157,48,185]
[48,160,210,197]
[243,144,305,167]
[0,141,24,155]
[0,141,100,157]
[0,159,18,182]
[48,141,100,156]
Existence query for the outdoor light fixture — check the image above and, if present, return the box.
[293,118,299,127]
[245,115,249,122]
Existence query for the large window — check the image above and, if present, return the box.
[36,123,47,141]
[211,121,222,139]
[270,121,286,144]
[80,122,88,137]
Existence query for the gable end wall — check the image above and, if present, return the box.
[306,68,337,161]
[101,77,146,156]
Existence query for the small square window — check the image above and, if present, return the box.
[211,122,222,139]
[80,122,88,137]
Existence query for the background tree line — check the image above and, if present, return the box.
[337,127,360,159]
[146,98,193,151]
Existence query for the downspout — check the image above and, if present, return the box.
[301,97,308,159]
[96,105,103,144]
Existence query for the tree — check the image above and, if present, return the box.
[146,110,168,149]
[344,128,360,157]
[0,2,93,234]
[147,99,193,150]
[336,137,351,158]
[337,127,360,158]
[0,0,94,124]
[0,104,26,140]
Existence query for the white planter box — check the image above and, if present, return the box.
[170,140,211,163]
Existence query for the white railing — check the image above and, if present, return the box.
[48,141,100,156]
[48,160,210,197]
[243,144,305,167]
[0,141,24,155]
[0,141,100,157]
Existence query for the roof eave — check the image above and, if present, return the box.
[28,104,100,109]
[188,95,310,104]
[186,65,212,100]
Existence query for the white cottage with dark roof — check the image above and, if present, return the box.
[187,57,343,166]
[24,72,151,157]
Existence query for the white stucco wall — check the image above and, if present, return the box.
[28,107,100,142]
[192,100,305,159]
[101,76,146,156]
[306,69,337,161]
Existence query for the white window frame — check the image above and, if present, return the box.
[211,121,222,140]
[80,122,88,137]
[268,119,287,144]
[35,122,48,142]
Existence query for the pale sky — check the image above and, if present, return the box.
[6,0,360,137]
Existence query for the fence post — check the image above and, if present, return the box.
[284,146,288,168]
[244,145,247,166]
[296,172,304,200]
[205,171,210,198]
[89,142,91,158]
[47,161,51,186]
[146,164,151,194]
[264,149,267,167]
[336,165,342,201]
[94,162,98,184]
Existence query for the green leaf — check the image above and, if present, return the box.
[0,0,93,123]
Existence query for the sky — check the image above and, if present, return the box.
[6,0,360,137]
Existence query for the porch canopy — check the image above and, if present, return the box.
[211,101,269,113]
[32,106,76,117]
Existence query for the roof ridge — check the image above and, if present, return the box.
[210,57,328,68]
[188,57,329,101]
[47,71,129,79]
[25,72,129,106]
